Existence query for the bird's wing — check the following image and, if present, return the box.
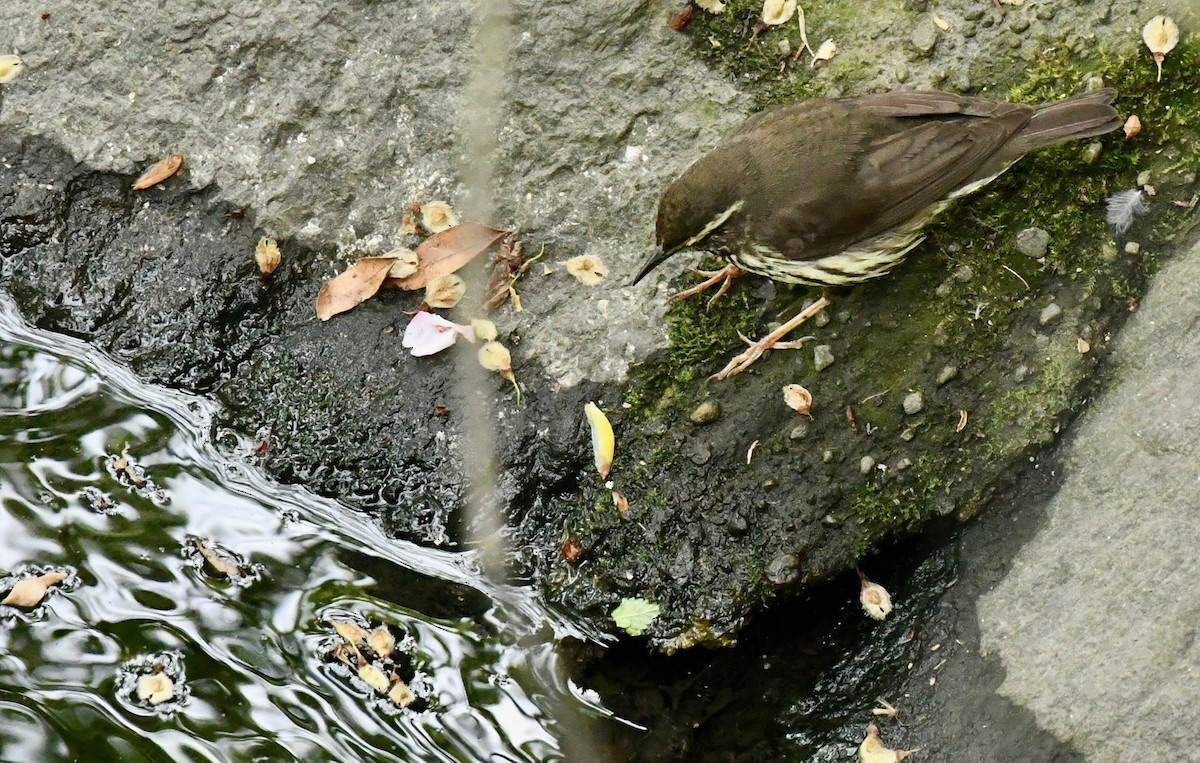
[752,93,1034,259]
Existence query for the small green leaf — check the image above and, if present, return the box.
[612,597,660,636]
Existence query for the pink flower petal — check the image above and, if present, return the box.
[402,311,475,357]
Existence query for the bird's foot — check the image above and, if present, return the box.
[711,297,831,380]
[669,264,744,310]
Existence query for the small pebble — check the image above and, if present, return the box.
[689,400,721,424]
[822,449,834,463]
[911,15,938,54]
[903,391,924,415]
[1183,173,1196,186]
[1136,170,1152,187]
[1082,142,1103,164]
[1015,227,1050,258]
[813,308,831,328]
[766,553,800,585]
[789,421,810,440]
[937,365,958,385]
[895,457,913,471]
[859,456,876,475]
[953,265,974,283]
[821,513,841,527]
[900,428,916,442]
[813,345,835,372]
[1039,302,1063,326]
[1124,241,1141,255]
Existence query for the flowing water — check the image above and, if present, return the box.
[0,293,621,762]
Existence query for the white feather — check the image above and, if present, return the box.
[1106,189,1148,234]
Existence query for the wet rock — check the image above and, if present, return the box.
[766,553,800,585]
[910,15,939,55]
[859,456,876,475]
[1016,227,1051,258]
[1039,303,1063,326]
[937,365,958,385]
[690,400,721,424]
[1083,142,1104,164]
[903,392,924,415]
[813,345,835,371]
[1124,241,1141,255]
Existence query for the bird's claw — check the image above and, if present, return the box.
[711,297,831,380]
[669,264,744,309]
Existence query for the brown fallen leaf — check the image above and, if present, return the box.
[392,222,509,291]
[316,257,395,320]
[132,153,184,190]
[2,571,68,607]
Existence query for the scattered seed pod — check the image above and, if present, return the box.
[761,0,796,26]
[421,200,459,233]
[424,274,466,309]
[859,722,918,763]
[782,383,813,416]
[564,254,608,286]
[136,670,175,705]
[0,54,24,83]
[132,153,184,190]
[255,237,281,275]
[1142,15,1179,82]
[811,39,837,65]
[471,318,498,341]
[1123,114,1142,139]
[584,402,615,480]
[858,569,893,620]
[478,341,512,375]
[384,247,419,279]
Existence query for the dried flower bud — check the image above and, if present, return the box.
[255,237,281,275]
[761,0,796,26]
[384,247,419,279]
[425,274,465,309]
[564,255,608,286]
[421,200,459,233]
[858,570,893,620]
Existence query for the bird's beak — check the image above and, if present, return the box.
[631,244,669,286]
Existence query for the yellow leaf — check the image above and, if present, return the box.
[2,571,68,608]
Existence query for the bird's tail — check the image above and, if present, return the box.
[1013,87,1122,152]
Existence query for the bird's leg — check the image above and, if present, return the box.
[669,263,744,310]
[711,296,831,381]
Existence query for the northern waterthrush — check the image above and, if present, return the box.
[634,89,1121,377]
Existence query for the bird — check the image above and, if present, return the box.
[633,88,1121,379]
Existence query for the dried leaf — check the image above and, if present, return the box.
[315,257,394,320]
[332,620,371,649]
[192,538,245,579]
[132,153,184,190]
[956,409,968,433]
[859,722,919,763]
[1123,114,1141,139]
[2,571,68,607]
[393,223,509,291]
[136,671,175,705]
[612,490,630,515]
[584,402,615,480]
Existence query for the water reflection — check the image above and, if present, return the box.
[0,295,608,762]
